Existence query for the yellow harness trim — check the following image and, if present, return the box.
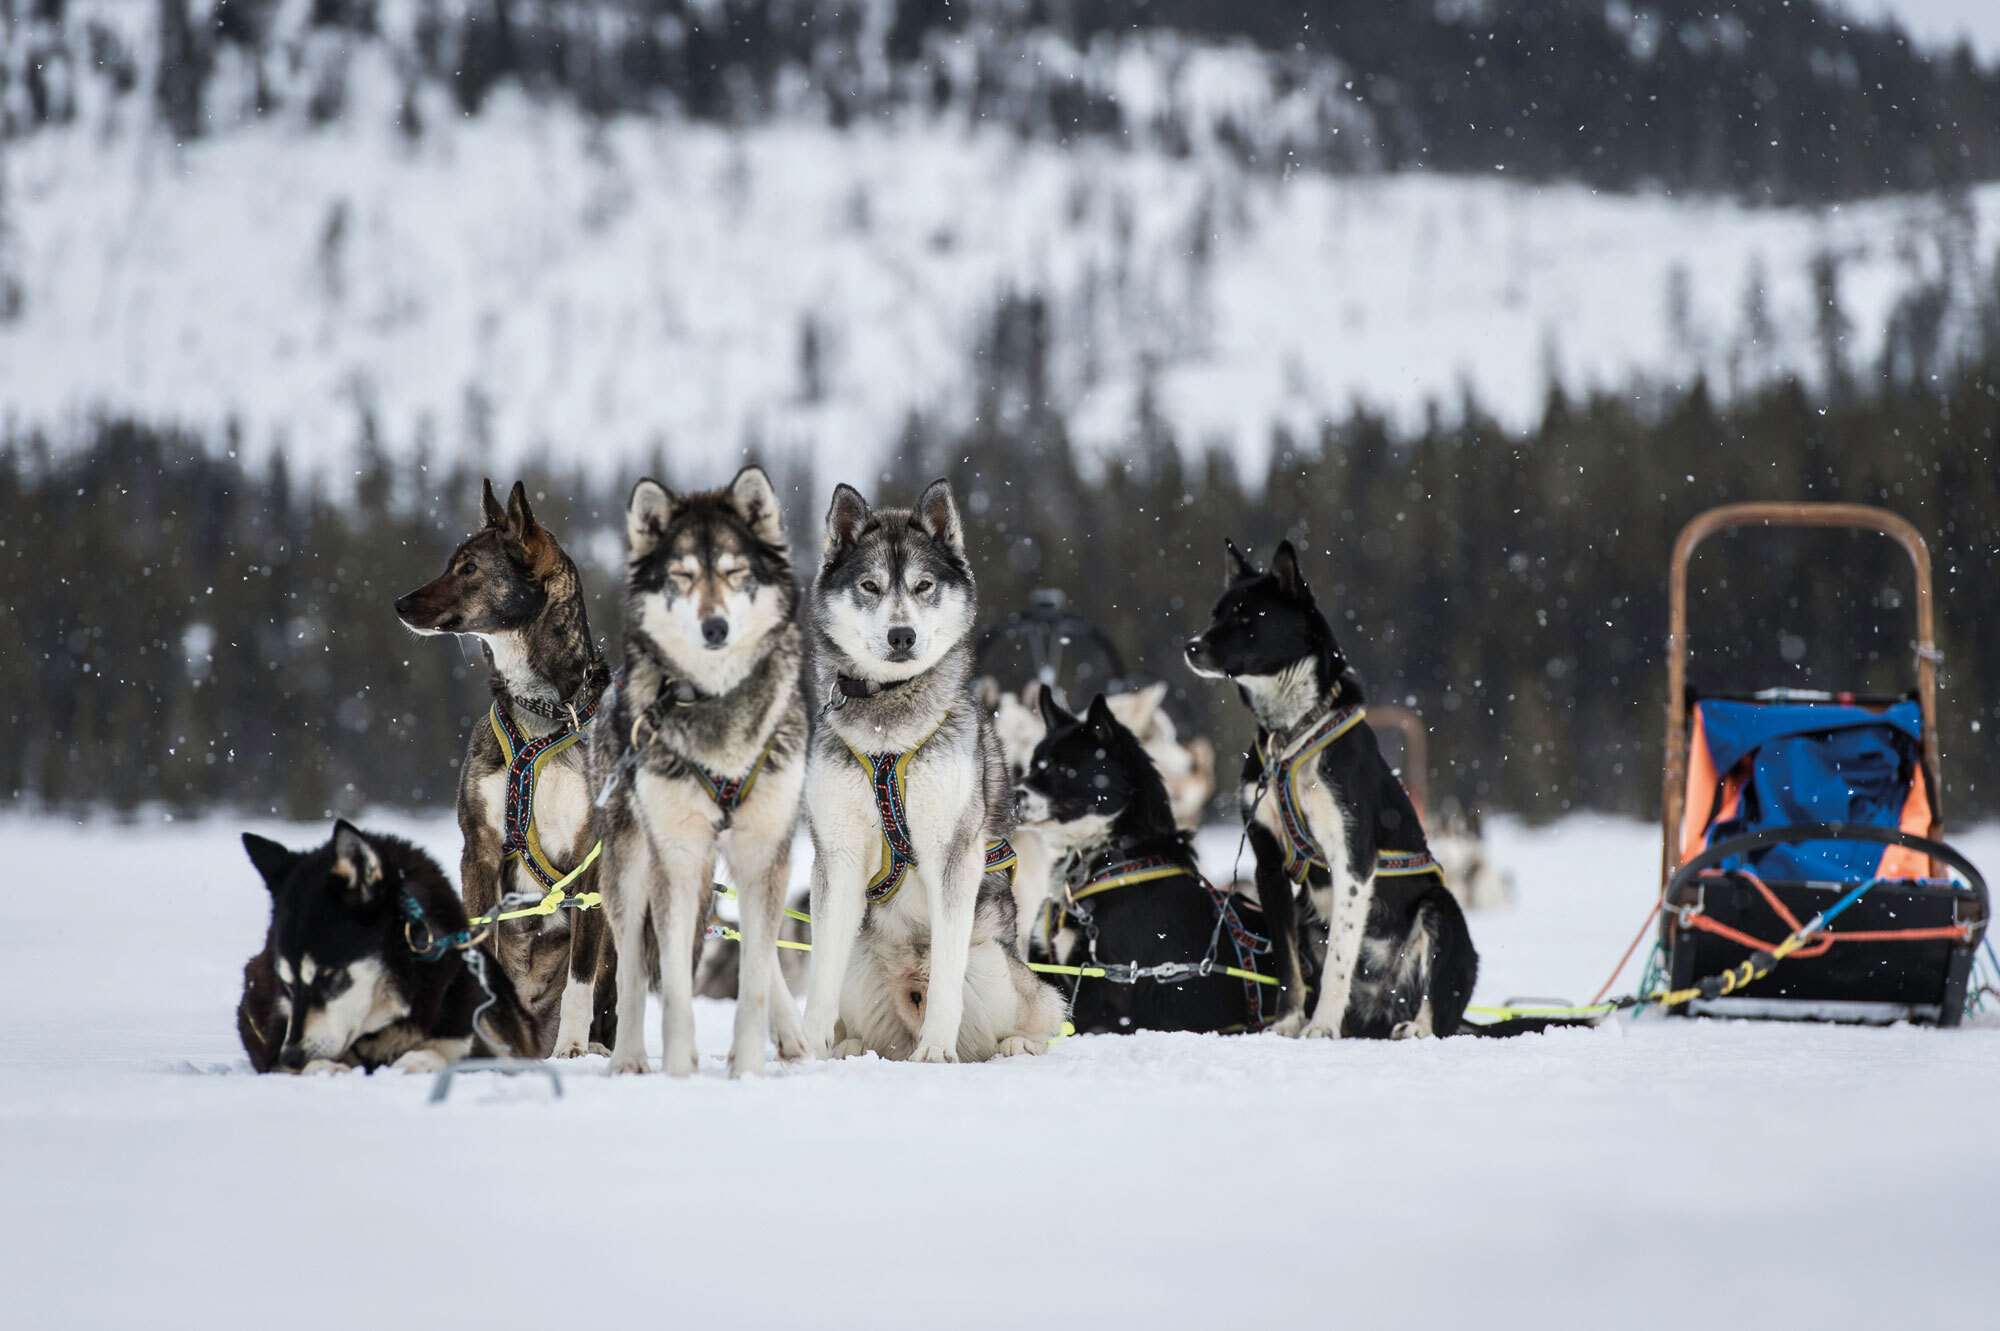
[489,702,591,891]
[1066,863,1195,903]
[842,714,1016,904]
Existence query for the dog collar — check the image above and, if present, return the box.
[834,673,912,700]
[504,658,612,726]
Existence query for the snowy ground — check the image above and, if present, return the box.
[2,811,1995,1328]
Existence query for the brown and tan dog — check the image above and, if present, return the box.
[396,480,612,1058]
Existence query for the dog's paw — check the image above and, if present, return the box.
[804,1023,840,1061]
[727,1045,765,1079]
[607,1049,651,1076]
[1299,1019,1341,1040]
[1390,1021,1430,1041]
[301,1058,349,1075]
[588,1042,613,1057]
[1266,1011,1307,1039]
[830,1037,867,1059]
[910,1040,959,1064]
[663,1048,699,1078]
[773,1028,808,1062]
[549,1036,591,1060]
[996,1035,1045,1058]
[392,1049,449,1075]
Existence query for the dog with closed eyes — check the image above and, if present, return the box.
[801,480,1064,1062]
[589,466,811,1077]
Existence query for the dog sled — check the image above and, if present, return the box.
[1655,503,1989,1025]
[976,587,1128,709]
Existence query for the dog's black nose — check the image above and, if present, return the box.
[279,1045,306,1071]
[394,594,414,618]
[701,616,729,647]
[886,626,917,654]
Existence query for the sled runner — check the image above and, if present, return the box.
[1657,503,1988,1025]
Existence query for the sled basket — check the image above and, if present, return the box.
[1656,504,1989,1026]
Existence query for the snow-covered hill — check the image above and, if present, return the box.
[5,22,1999,482]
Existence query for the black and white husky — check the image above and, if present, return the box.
[1185,541,1478,1039]
[1015,691,1273,1034]
[237,821,536,1073]
[588,466,810,1077]
[802,480,1064,1062]
[395,480,610,1058]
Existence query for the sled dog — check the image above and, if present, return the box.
[588,466,810,1077]
[396,480,611,1057]
[990,679,1216,954]
[1186,541,1478,1039]
[802,480,1064,1061]
[1015,691,1273,1034]
[237,821,536,1073]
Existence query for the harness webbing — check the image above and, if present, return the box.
[687,733,778,827]
[1257,704,1441,887]
[490,691,601,890]
[1049,854,1274,1029]
[842,717,1015,904]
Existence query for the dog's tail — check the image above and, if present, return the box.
[1456,1014,1605,1038]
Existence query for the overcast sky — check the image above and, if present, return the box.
[1848,0,2000,58]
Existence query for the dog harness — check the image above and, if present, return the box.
[1257,703,1440,886]
[685,738,777,829]
[1050,853,1274,1030]
[842,719,1017,904]
[490,692,602,890]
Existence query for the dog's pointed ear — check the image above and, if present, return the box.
[1271,540,1311,603]
[1224,539,1256,584]
[728,465,786,549]
[1131,680,1170,724]
[242,833,298,892]
[824,484,871,561]
[329,820,385,903]
[1085,692,1119,739]
[627,479,673,558]
[481,478,508,529]
[914,478,963,554]
[504,481,539,537]
[1037,684,1074,730]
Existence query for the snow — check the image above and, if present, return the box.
[7,55,2000,484]
[3,810,1995,1328]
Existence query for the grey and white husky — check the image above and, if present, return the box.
[588,466,810,1077]
[802,480,1064,1062]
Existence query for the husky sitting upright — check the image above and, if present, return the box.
[396,480,610,1058]
[589,466,810,1077]
[1185,541,1478,1039]
[803,480,1063,1062]
[237,821,536,1073]
[1015,691,1273,1034]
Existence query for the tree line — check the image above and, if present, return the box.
[6,347,1995,824]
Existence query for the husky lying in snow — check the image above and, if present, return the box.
[1186,540,1478,1040]
[802,480,1064,1062]
[989,679,1216,956]
[588,467,810,1077]
[1015,690,1274,1034]
[395,480,612,1058]
[238,822,536,1073]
